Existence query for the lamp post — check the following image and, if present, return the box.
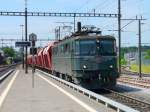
[20,24,24,69]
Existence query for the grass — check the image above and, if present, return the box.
[131,64,150,74]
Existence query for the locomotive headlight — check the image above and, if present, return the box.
[83,65,87,69]
[109,65,113,68]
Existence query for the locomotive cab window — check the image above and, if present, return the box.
[74,40,96,56]
[98,39,116,55]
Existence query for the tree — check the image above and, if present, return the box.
[2,47,15,57]
[145,50,150,59]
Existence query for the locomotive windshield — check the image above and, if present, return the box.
[75,40,96,56]
[98,39,116,55]
[74,39,116,56]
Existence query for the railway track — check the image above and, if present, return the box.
[0,69,14,83]
[118,76,150,88]
[0,64,18,71]
[121,67,150,78]
[0,64,15,72]
[0,64,18,83]
[122,71,150,77]
[98,88,150,112]
[0,65,9,72]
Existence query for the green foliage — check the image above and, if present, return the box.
[120,47,138,65]
[2,47,15,57]
[144,49,150,59]
[121,58,127,65]
[121,47,138,58]
[121,47,135,58]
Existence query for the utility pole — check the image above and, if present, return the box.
[55,27,60,41]
[138,19,142,78]
[1,38,3,48]
[121,17,146,78]
[58,26,61,40]
[55,29,58,41]
[25,0,28,73]
[118,0,121,74]
[20,25,24,69]
[74,13,76,32]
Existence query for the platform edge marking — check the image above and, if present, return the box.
[37,73,98,112]
[0,70,19,109]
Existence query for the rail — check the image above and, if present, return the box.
[121,66,150,77]
[37,69,139,112]
[118,76,150,88]
[0,70,14,82]
[102,88,150,112]
[0,63,18,72]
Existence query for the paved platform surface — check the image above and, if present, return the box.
[0,67,115,112]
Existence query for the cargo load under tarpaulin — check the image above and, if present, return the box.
[37,49,44,67]
[43,47,48,68]
[43,42,55,70]
[27,55,32,65]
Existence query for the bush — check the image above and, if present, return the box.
[121,58,127,65]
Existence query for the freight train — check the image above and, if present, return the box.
[28,22,119,89]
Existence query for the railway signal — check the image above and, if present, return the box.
[29,33,37,41]
[29,33,37,88]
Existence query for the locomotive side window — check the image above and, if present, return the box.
[64,43,70,54]
[74,41,80,55]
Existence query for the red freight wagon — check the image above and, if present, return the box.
[34,55,38,65]
[42,47,47,68]
[36,50,40,66]
[37,48,44,67]
[43,46,48,69]
[43,42,55,70]
[27,55,32,65]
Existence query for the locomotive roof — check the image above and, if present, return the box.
[54,34,116,46]
[74,35,115,40]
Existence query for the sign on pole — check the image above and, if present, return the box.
[15,41,31,47]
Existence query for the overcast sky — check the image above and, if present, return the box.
[0,0,150,47]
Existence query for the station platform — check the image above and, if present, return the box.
[0,66,115,112]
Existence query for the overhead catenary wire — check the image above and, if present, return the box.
[91,0,112,12]
[90,0,117,32]
[76,0,116,24]
[75,0,92,12]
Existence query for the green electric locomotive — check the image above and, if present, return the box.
[52,22,119,89]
